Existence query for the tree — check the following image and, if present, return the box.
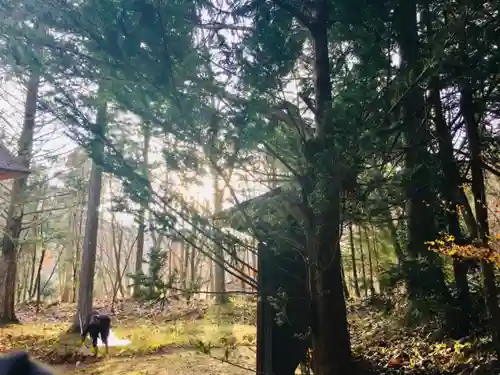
[348,223,361,298]
[133,125,150,298]
[0,69,40,323]
[71,93,107,332]
[61,151,89,303]
[9,0,500,372]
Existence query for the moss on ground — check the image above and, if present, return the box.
[0,300,256,374]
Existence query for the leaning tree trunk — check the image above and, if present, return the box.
[70,98,107,332]
[0,71,39,324]
[428,74,472,336]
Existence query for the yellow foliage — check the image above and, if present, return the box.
[426,232,500,266]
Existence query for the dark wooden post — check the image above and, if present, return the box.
[256,241,273,375]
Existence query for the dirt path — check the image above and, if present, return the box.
[53,347,255,375]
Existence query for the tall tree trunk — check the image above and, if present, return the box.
[71,96,107,332]
[184,245,191,293]
[460,84,500,353]
[190,246,197,284]
[72,205,85,303]
[61,208,78,302]
[341,261,349,299]
[72,249,80,303]
[394,0,450,301]
[19,254,30,303]
[428,76,472,336]
[60,251,73,303]
[385,210,404,265]
[349,223,361,298]
[307,1,351,372]
[371,225,381,284]
[458,189,479,238]
[365,228,375,296]
[358,226,368,297]
[133,126,150,298]
[111,219,123,312]
[28,238,37,299]
[0,70,39,324]
[422,1,472,336]
[34,246,46,313]
[212,176,228,304]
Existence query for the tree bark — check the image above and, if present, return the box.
[0,70,39,324]
[34,246,46,313]
[70,96,107,332]
[341,261,349,299]
[28,232,38,299]
[394,0,450,301]
[72,204,85,303]
[428,75,472,336]
[133,126,150,298]
[365,228,375,296]
[306,2,352,372]
[371,225,381,282]
[348,223,361,298]
[358,226,368,297]
[460,84,500,353]
[385,210,404,265]
[212,175,228,304]
[111,217,123,311]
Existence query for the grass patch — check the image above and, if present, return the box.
[111,319,255,355]
[1,299,257,374]
[0,316,255,366]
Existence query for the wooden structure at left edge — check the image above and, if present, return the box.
[0,144,30,181]
[217,188,311,375]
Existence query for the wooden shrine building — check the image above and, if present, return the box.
[0,144,30,181]
[216,187,311,375]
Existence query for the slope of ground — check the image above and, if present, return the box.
[349,302,499,375]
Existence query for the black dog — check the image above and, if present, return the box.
[0,352,54,375]
[81,311,111,357]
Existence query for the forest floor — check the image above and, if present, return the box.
[0,297,498,375]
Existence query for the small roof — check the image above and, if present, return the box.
[214,187,300,233]
[0,144,30,181]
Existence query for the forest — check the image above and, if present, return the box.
[0,0,499,374]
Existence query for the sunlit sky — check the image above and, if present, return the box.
[0,77,269,229]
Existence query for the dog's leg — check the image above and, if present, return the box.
[100,329,110,356]
[91,337,98,357]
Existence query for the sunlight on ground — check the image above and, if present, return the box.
[0,310,256,375]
